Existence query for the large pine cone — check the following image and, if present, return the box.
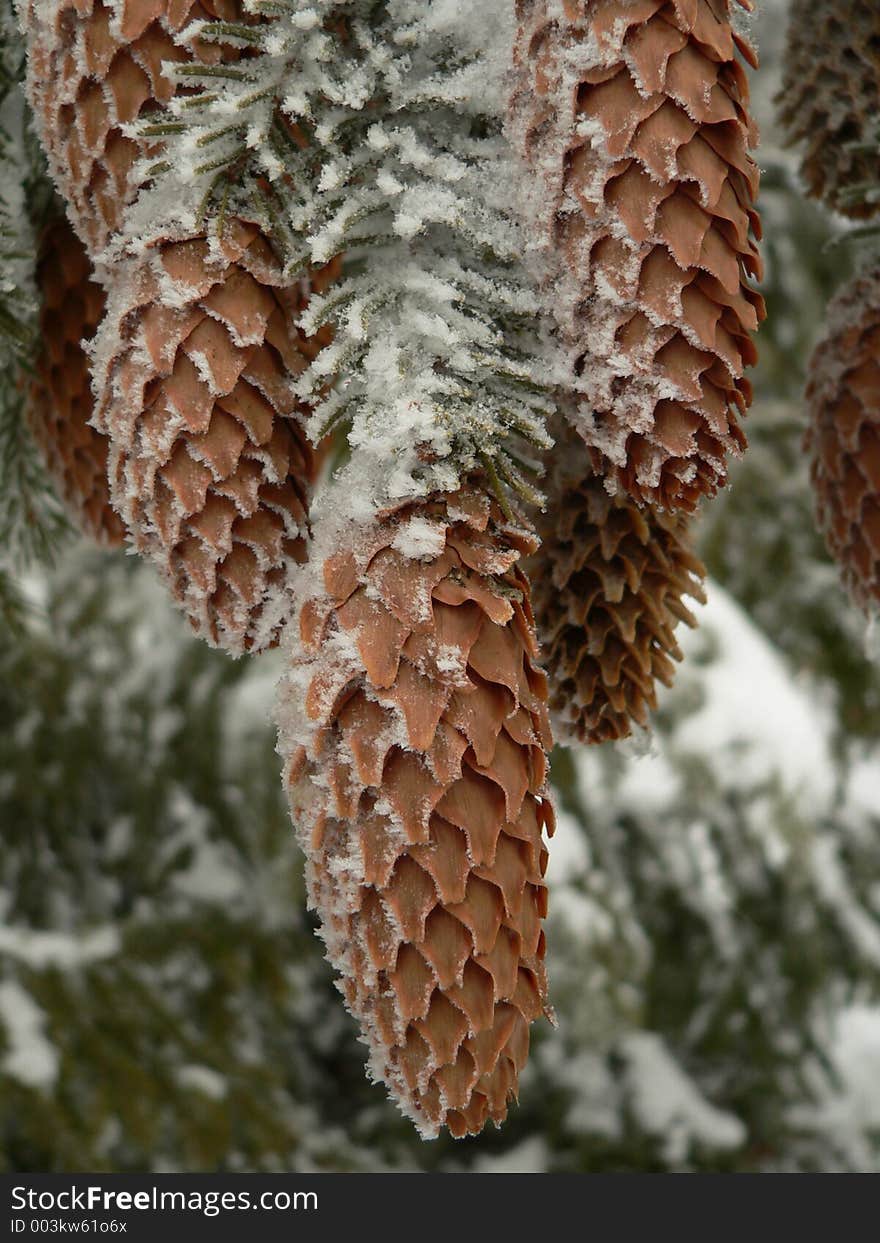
[23,0,338,653]
[778,0,880,220]
[511,0,765,512]
[531,451,705,745]
[92,226,336,653]
[805,267,880,614]
[21,0,231,255]
[27,214,124,547]
[278,480,555,1138]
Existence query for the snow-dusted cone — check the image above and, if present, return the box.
[778,0,880,220]
[511,0,765,511]
[23,0,339,653]
[278,480,555,1138]
[27,214,124,547]
[531,448,705,745]
[20,0,230,254]
[805,267,880,614]
[92,226,336,653]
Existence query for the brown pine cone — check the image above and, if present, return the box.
[27,214,124,547]
[531,448,705,745]
[92,225,337,653]
[23,0,340,653]
[277,480,555,1138]
[510,0,765,512]
[21,0,232,255]
[778,0,880,220]
[805,266,880,615]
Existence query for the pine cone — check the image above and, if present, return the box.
[23,0,340,652]
[778,0,880,220]
[21,0,231,255]
[511,0,765,512]
[278,481,554,1138]
[27,214,124,547]
[805,266,880,614]
[91,226,337,653]
[531,448,705,745]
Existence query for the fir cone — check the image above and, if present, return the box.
[511,0,765,512]
[23,0,339,652]
[805,267,880,615]
[92,226,337,654]
[20,0,232,255]
[278,480,555,1138]
[778,0,880,220]
[531,448,706,745]
[27,214,124,547]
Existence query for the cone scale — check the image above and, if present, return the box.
[511,0,765,512]
[278,481,555,1138]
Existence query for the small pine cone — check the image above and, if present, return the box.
[805,267,880,614]
[531,450,706,745]
[27,214,124,547]
[511,0,765,512]
[92,225,338,653]
[778,0,880,220]
[20,0,231,255]
[278,481,555,1138]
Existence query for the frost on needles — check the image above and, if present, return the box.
[118,0,555,514]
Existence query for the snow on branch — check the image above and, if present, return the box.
[114,0,556,515]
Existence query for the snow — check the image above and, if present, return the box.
[0,979,58,1088]
[176,1064,228,1100]
[607,580,836,817]
[472,1136,549,1174]
[622,1032,746,1162]
[790,1005,880,1171]
[0,923,119,969]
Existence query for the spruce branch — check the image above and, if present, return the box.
[120,0,556,513]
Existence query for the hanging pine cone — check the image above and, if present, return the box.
[778,0,880,220]
[531,440,705,745]
[805,266,880,615]
[20,0,232,254]
[22,0,339,653]
[26,214,124,547]
[510,0,765,512]
[91,229,337,654]
[277,479,554,1138]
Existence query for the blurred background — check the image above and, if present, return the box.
[3,0,880,1172]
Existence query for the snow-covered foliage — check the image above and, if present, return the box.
[7,550,880,1172]
[108,0,554,512]
[0,6,68,616]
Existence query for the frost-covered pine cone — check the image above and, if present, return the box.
[27,213,124,547]
[805,267,880,615]
[278,478,554,1138]
[91,225,337,653]
[531,442,705,745]
[21,0,340,653]
[510,0,765,512]
[19,0,232,255]
[778,0,880,220]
